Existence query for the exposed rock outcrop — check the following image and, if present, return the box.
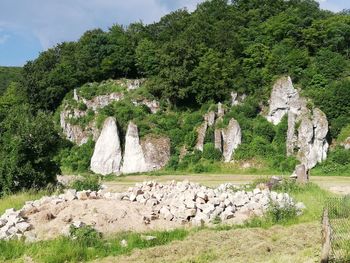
[82,93,124,111]
[132,99,160,114]
[266,76,301,125]
[214,129,223,152]
[90,117,122,175]
[121,122,149,174]
[195,122,208,152]
[231,92,246,106]
[266,76,329,169]
[126,79,145,91]
[204,111,216,126]
[121,122,170,174]
[142,135,171,170]
[60,108,99,146]
[297,109,329,169]
[222,118,242,162]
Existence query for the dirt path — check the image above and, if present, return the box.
[95,222,320,263]
[103,173,350,195]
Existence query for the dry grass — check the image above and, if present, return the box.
[96,223,320,263]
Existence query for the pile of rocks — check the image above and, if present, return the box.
[0,189,102,241]
[123,180,305,225]
[0,208,31,241]
[0,180,305,241]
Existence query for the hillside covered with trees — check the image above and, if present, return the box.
[0,0,349,195]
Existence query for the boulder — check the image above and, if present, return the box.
[294,164,309,183]
[222,118,242,162]
[90,117,122,175]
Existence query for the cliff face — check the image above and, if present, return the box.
[266,76,329,169]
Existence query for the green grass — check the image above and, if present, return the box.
[0,228,188,263]
[0,191,49,214]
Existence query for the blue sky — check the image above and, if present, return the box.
[0,0,348,66]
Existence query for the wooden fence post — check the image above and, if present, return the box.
[321,208,331,263]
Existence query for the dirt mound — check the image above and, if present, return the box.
[25,199,181,240]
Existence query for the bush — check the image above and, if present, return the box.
[71,176,101,191]
[59,139,95,173]
[202,143,222,161]
[267,201,297,224]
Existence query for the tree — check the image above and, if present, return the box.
[0,105,61,195]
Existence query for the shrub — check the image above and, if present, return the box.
[71,176,101,191]
[59,139,95,173]
[202,143,222,161]
[267,201,297,224]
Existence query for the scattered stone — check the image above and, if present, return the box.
[120,239,128,247]
[141,235,157,241]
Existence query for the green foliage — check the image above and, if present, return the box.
[313,147,350,176]
[77,79,125,100]
[70,176,101,191]
[0,105,60,195]
[0,67,22,95]
[69,225,102,246]
[202,143,222,161]
[58,139,95,173]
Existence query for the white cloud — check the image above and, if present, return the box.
[0,0,203,50]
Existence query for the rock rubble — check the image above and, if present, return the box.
[0,180,305,241]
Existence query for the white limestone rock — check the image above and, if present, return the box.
[121,122,150,174]
[90,117,122,175]
[266,76,299,125]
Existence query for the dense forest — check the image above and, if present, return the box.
[0,0,350,195]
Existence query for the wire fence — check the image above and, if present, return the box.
[322,196,350,262]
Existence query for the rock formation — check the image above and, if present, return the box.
[204,111,216,126]
[82,92,124,111]
[60,108,99,146]
[142,135,171,170]
[121,122,149,174]
[121,122,170,174]
[90,117,122,175]
[195,122,208,152]
[222,118,242,162]
[297,109,329,169]
[231,92,246,106]
[266,76,329,169]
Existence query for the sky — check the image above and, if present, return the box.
[0,0,349,66]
